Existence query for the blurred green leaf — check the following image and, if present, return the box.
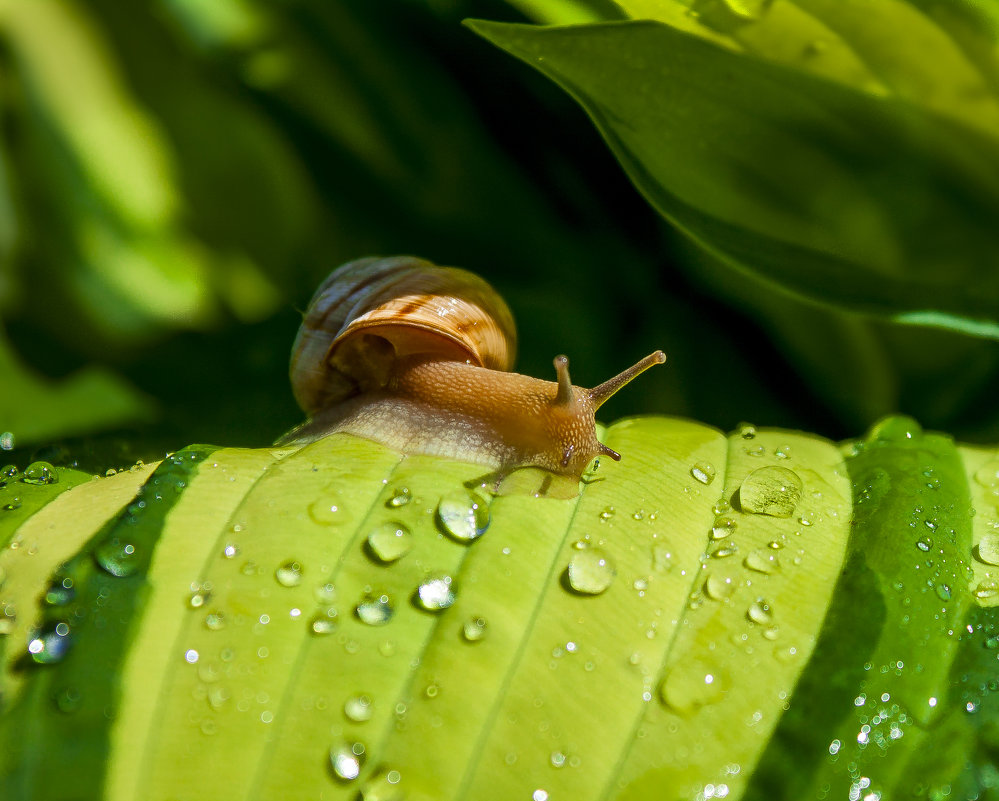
[469,17,999,337]
[0,329,153,447]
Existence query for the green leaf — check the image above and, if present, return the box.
[3,417,996,798]
[0,330,154,447]
[467,17,999,338]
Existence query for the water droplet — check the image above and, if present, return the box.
[315,582,337,603]
[222,543,240,559]
[747,598,773,625]
[916,537,933,553]
[867,415,922,443]
[659,660,725,715]
[386,486,412,507]
[22,461,58,485]
[737,422,756,439]
[0,433,13,451]
[416,574,456,611]
[2,497,21,511]
[707,541,738,559]
[533,790,549,801]
[704,574,735,600]
[437,491,489,542]
[0,602,15,635]
[691,462,716,485]
[275,560,304,587]
[187,583,212,608]
[599,506,616,521]
[936,583,952,601]
[311,607,339,634]
[94,537,140,577]
[366,522,413,563]
[652,544,673,572]
[711,517,737,539]
[28,622,74,664]
[360,769,403,801]
[550,751,567,768]
[566,548,616,595]
[44,576,75,607]
[978,533,999,565]
[356,594,394,626]
[329,740,366,781]
[462,616,488,642]
[309,493,342,525]
[744,548,780,574]
[974,579,999,600]
[204,611,226,631]
[344,694,373,722]
[739,467,802,518]
[975,460,999,488]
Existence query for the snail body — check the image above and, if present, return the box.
[282,256,665,487]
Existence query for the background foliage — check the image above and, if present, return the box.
[1,0,998,471]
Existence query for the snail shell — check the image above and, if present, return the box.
[282,256,665,493]
[290,256,516,416]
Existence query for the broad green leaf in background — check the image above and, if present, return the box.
[469,13,999,338]
[2,417,999,799]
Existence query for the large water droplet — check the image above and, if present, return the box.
[309,493,342,525]
[974,580,999,600]
[437,491,489,542]
[936,583,952,602]
[977,533,999,565]
[462,616,488,642]
[2,497,21,511]
[329,740,366,781]
[744,548,780,574]
[566,548,615,595]
[44,576,75,607]
[311,607,339,635]
[658,660,725,715]
[356,594,394,626]
[275,560,304,587]
[367,522,413,563]
[416,575,456,611]
[739,467,802,518]
[747,598,774,625]
[711,517,737,540]
[691,462,716,485]
[704,574,735,600]
[867,415,922,443]
[22,461,59,485]
[94,537,140,577]
[344,694,373,722]
[28,621,74,663]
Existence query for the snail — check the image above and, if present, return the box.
[280,256,665,493]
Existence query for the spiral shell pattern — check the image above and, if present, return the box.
[291,256,517,415]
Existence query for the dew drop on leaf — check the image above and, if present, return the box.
[22,461,59,485]
[462,616,488,642]
[437,491,489,542]
[94,537,140,577]
[275,560,304,587]
[658,660,725,715]
[566,548,616,595]
[356,594,394,626]
[311,608,339,635]
[711,517,737,539]
[739,466,803,517]
[309,493,342,525]
[974,580,999,600]
[329,740,366,781]
[44,576,75,607]
[744,548,780,574]
[344,694,373,722]
[385,486,411,508]
[416,574,456,611]
[691,462,716,485]
[28,621,73,664]
[977,533,999,565]
[366,522,413,563]
[2,497,21,511]
[747,598,774,625]
[867,415,923,443]
[704,574,735,600]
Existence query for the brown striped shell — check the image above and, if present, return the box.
[290,256,518,415]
